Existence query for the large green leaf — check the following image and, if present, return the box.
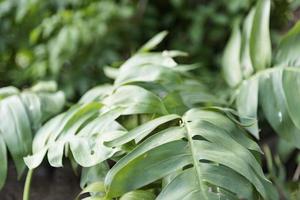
[25,102,102,168]
[250,0,272,71]
[259,68,300,148]
[105,127,186,197]
[25,84,170,170]
[104,109,277,200]
[0,95,33,176]
[187,109,262,153]
[157,164,253,200]
[0,84,65,185]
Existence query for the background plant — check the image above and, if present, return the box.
[0,81,65,189]
[0,0,295,98]
[222,0,300,198]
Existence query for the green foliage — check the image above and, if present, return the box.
[22,34,279,200]
[223,0,300,148]
[0,81,65,189]
[222,1,300,198]
[0,0,299,199]
[0,0,259,98]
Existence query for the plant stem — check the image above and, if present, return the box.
[23,169,33,200]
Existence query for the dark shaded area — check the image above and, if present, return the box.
[0,161,80,200]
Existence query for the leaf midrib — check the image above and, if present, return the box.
[185,121,208,200]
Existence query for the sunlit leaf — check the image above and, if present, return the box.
[250,0,272,71]
[139,31,168,52]
[222,20,242,87]
[240,8,255,77]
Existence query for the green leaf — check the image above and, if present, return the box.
[276,21,300,67]
[103,85,168,115]
[163,92,187,115]
[157,165,253,200]
[79,85,113,104]
[120,190,156,200]
[236,78,259,138]
[47,102,101,167]
[69,132,120,167]
[20,92,42,131]
[25,102,102,168]
[114,63,181,86]
[31,81,58,92]
[105,127,186,197]
[76,181,106,200]
[240,8,255,77]
[104,66,120,80]
[139,31,168,52]
[25,104,125,169]
[0,134,7,189]
[222,20,242,87]
[0,86,19,99]
[0,95,32,176]
[104,114,180,147]
[80,163,110,188]
[119,53,177,72]
[187,109,262,153]
[259,68,300,148]
[250,0,272,71]
[24,113,65,169]
[282,68,300,129]
[105,109,276,199]
[36,91,65,122]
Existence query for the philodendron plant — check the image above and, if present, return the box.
[21,28,279,199]
[223,0,300,199]
[1,0,295,199]
[0,81,65,189]
[223,0,300,150]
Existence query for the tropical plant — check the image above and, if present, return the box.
[0,81,65,190]
[223,0,300,198]
[0,0,299,199]
[21,30,280,200]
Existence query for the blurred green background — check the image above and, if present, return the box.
[0,0,299,99]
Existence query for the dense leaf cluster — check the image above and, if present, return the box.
[0,0,299,200]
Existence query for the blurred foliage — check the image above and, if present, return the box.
[0,0,297,99]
